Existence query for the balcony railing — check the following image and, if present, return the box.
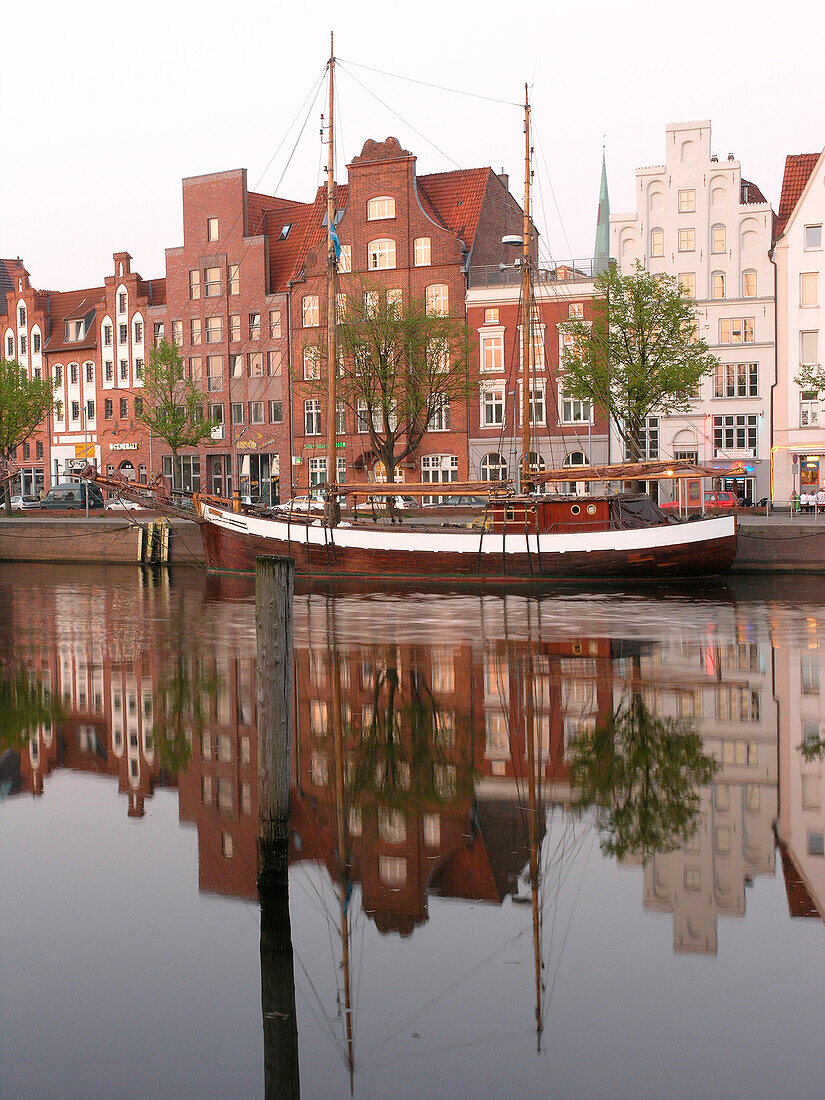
[469,257,612,289]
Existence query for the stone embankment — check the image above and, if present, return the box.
[1,513,825,573]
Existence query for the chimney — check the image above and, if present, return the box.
[727,153,735,161]
[497,168,509,191]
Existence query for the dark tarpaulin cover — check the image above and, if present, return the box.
[608,493,677,529]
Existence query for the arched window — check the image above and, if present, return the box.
[367,196,395,220]
[367,238,396,270]
[119,461,136,481]
[480,453,507,481]
[425,284,449,316]
[742,269,757,298]
[563,451,590,494]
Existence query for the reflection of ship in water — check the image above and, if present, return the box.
[3,564,815,958]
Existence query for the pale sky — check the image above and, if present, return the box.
[2,0,823,291]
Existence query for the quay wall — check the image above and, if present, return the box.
[1,516,824,573]
[0,517,206,565]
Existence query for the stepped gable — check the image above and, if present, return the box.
[0,259,18,317]
[417,167,492,252]
[349,135,411,165]
[43,287,104,353]
[137,277,166,305]
[776,153,821,237]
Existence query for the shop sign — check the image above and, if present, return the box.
[74,443,95,458]
[110,442,139,451]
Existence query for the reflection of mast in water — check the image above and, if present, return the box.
[524,639,543,1044]
[326,594,356,1093]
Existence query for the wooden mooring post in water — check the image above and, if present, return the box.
[255,555,300,1099]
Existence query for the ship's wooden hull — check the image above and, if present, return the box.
[197,504,737,583]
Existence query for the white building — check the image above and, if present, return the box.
[610,122,775,503]
[772,150,825,502]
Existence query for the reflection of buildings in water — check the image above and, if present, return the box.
[618,626,777,954]
[776,610,825,921]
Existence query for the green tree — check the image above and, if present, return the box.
[560,262,717,470]
[566,683,718,862]
[0,358,55,515]
[136,339,214,491]
[0,665,62,751]
[314,282,472,488]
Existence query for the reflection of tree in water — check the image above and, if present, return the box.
[567,690,718,862]
[346,653,476,814]
[154,649,219,780]
[0,665,61,751]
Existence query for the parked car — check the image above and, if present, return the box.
[271,495,326,515]
[9,494,40,511]
[661,490,739,513]
[37,482,105,510]
[104,497,145,511]
[425,495,488,507]
[354,495,419,511]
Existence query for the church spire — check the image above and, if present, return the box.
[593,148,610,275]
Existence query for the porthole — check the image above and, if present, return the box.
[571,504,581,515]
[586,504,597,515]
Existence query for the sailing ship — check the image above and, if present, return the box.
[91,44,736,581]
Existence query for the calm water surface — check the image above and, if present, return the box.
[2,564,825,1099]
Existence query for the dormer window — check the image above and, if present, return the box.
[278,223,292,240]
[367,196,395,221]
[64,320,85,342]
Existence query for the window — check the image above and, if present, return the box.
[5,335,12,357]
[104,362,112,382]
[480,452,507,481]
[303,346,320,379]
[367,238,396,270]
[719,318,754,344]
[421,455,458,499]
[305,399,322,435]
[227,314,240,342]
[250,401,264,424]
[103,324,112,347]
[55,400,64,420]
[425,284,449,316]
[18,304,26,326]
[118,291,127,314]
[678,189,695,213]
[33,332,40,353]
[356,399,370,433]
[519,318,545,371]
[387,288,402,315]
[428,394,450,431]
[204,266,221,296]
[801,272,819,307]
[36,440,43,460]
[190,318,202,345]
[231,353,243,377]
[800,391,819,427]
[85,362,94,383]
[269,310,282,339]
[336,401,346,434]
[133,321,143,342]
[104,399,113,419]
[206,316,222,343]
[228,264,240,295]
[481,386,505,426]
[120,359,129,380]
[118,323,128,345]
[232,402,244,424]
[527,384,546,426]
[119,397,128,418]
[207,217,219,241]
[561,390,591,423]
[269,400,283,423]
[19,334,27,355]
[268,350,282,376]
[206,355,223,391]
[71,401,80,422]
[801,654,820,694]
[363,291,379,318]
[247,352,263,376]
[805,225,822,250]
[171,320,183,346]
[189,270,201,299]
[303,295,319,327]
[678,273,695,298]
[70,363,78,384]
[367,196,395,220]
[742,270,757,298]
[711,224,726,253]
[678,227,695,252]
[568,302,585,319]
[713,414,758,454]
[801,330,818,365]
[650,228,664,256]
[714,362,758,397]
[309,457,327,488]
[189,356,202,381]
[249,312,261,339]
[635,416,659,459]
[414,237,431,266]
[480,331,504,372]
[134,397,143,417]
[86,399,95,421]
[712,272,725,299]
[153,322,164,346]
[483,308,500,325]
[338,245,351,273]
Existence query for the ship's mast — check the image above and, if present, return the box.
[520,85,533,496]
[325,34,339,521]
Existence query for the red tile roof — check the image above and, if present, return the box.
[270,184,347,292]
[43,287,104,353]
[776,153,821,237]
[417,167,492,251]
[0,258,19,318]
[739,178,769,206]
[137,278,166,306]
